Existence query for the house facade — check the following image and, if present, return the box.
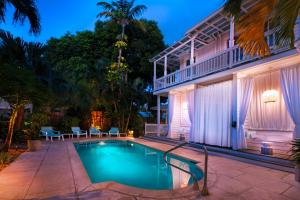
[146,0,300,156]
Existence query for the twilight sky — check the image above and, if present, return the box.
[0,0,224,45]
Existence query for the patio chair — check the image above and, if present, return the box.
[89,127,104,138]
[71,127,88,139]
[40,126,64,142]
[108,127,120,137]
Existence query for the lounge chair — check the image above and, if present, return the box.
[72,127,88,139]
[89,127,103,138]
[109,127,120,137]
[40,126,64,142]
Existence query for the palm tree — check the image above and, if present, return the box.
[97,0,146,68]
[224,0,300,56]
[0,0,41,34]
[0,30,47,151]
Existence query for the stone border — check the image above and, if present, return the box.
[68,137,208,199]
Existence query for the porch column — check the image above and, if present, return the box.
[294,13,300,49]
[229,16,235,48]
[231,74,238,148]
[190,38,195,64]
[164,56,167,76]
[157,95,161,136]
[153,61,157,90]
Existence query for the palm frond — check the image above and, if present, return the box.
[235,0,277,56]
[223,0,242,19]
[97,1,114,11]
[0,0,6,22]
[8,0,41,35]
[129,5,147,19]
[272,0,300,48]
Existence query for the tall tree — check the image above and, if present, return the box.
[224,0,300,56]
[0,0,41,34]
[97,0,146,69]
[45,19,165,132]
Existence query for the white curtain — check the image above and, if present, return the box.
[280,65,300,139]
[192,81,232,147]
[186,90,194,142]
[168,94,175,137]
[235,77,254,150]
[246,71,294,131]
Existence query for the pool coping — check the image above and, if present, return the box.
[69,137,208,199]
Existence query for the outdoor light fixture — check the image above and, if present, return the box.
[262,71,279,103]
[99,141,106,146]
[262,89,279,103]
[182,102,188,110]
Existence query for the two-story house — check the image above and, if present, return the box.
[146,0,300,158]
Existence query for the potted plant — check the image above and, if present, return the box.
[291,139,300,182]
[25,113,48,151]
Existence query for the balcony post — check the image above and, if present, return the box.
[164,56,167,76]
[164,56,167,87]
[153,61,157,90]
[228,16,235,68]
[294,14,300,49]
[229,16,235,48]
[190,38,195,63]
[157,95,161,136]
[190,38,195,79]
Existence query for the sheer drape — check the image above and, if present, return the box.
[246,71,294,131]
[235,77,254,150]
[168,94,175,137]
[192,81,232,147]
[186,90,194,141]
[280,65,300,139]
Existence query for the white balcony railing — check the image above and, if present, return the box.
[154,30,288,91]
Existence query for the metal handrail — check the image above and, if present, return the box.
[163,142,209,195]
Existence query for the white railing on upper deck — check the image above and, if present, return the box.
[145,123,168,136]
[154,29,289,91]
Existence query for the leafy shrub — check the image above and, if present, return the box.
[58,116,80,133]
[0,152,10,165]
[24,112,49,140]
[291,139,300,165]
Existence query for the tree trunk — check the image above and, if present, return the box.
[125,99,133,132]
[117,24,126,72]
[1,108,18,152]
[14,106,25,131]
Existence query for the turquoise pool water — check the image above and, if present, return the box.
[75,140,203,190]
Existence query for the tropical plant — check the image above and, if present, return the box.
[224,0,300,56]
[0,0,41,34]
[291,139,300,165]
[0,30,50,151]
[0,151,10,165]
[97,0,146,69]
[24,112,48,140]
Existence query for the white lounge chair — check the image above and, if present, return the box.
[108,127,120,137]
[89,127,103,138]
[72,127,88,139]
[40,126,64,142]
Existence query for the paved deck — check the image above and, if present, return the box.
[0,137,299,199]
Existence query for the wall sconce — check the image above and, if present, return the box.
[182,102,188,110]
[262,89,279,103]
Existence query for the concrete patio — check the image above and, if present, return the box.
[0,138,299,199]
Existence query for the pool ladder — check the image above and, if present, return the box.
[163,142,209,196]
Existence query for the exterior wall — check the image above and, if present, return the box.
[179,32,229,69]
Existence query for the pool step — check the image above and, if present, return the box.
[142,136,295,173]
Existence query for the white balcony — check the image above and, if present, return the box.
[154,35,288,92]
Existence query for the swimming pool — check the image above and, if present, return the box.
[75,140,203,190]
